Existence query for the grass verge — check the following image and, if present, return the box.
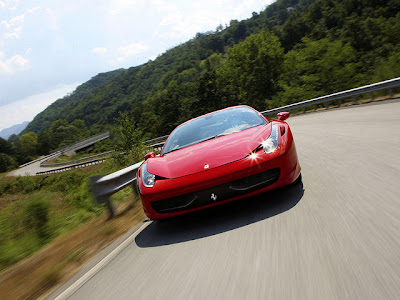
[0,195,145,299]
[0,154,145,299]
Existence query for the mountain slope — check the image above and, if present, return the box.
[23,0,400,138]
[23,69,124,134]
[0,121,30,139]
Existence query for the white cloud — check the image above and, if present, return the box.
[148,55,157,61]
[1,13,25,40]
[0,0,20,10]
[0,83,80,131]
[110,42,149,64]
[233,0,267,17]
[92,47,108,55]
[0,51,30,74]
[44,8,59,31]
[153,0,270,41]
[0,7,40,43]
[108,0,139,15]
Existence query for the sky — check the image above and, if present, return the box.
[0,0,274,131]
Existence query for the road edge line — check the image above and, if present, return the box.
[54,221,150,300]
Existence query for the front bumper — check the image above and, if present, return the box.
[151,168,281,214]
[138,126,300,220]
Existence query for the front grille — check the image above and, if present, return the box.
[151,168,280,213]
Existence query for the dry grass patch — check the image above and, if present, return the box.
[0,197,145,300]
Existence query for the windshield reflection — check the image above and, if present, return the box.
[162,106,267,155]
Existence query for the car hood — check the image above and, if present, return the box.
[147,124,272,179]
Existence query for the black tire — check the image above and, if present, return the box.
[292,173,302,185]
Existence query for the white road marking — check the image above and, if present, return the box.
[54,222,150,300]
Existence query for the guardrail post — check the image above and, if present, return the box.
[352,96,357,105]
[369,92,375,101]
[105,199,115,219]
[90,175,115,219]
[388,88,394,98]
[89,161,142,219]
[132,181,139,200]
[338,99,342,107]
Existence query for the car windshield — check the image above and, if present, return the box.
[162,106,267,155]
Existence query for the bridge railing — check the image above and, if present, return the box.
[51,132,110,154]
[88,77,400,217]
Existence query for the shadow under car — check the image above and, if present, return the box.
[135,180,304,248]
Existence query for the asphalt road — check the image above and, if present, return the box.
[54,101,400,300]
[10,154,60,176]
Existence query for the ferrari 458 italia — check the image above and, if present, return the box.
[137,105,301,220]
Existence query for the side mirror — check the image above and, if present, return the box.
[277,111,290,121]
[144,152,155,160]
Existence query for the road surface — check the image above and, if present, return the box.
[52,101,400,300]
[10,154,60,176]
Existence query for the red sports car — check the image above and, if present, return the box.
[137,105,301,220]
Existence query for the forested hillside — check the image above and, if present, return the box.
[23,69,124,133]
[2,0,399,170]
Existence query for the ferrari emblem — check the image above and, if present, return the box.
[211,193,217,201]
[204,164,209,169]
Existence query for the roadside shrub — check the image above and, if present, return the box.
[43,172,85,193]
[17,176,41,194]
[0,178,18,196]
[23,194,51,240]
[0,235,41,269]
[0,153,18,172]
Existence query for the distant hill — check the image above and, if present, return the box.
[23,69,125,134]
[0,121,30,139]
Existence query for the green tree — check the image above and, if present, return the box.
[0,138,14,155]
[48,119,84,148]
[272,38,364,106]
[71,119,88,135]
[217,31,284,110]
[112,111,144,165]
[0,153,17,172]
[37,131,53,155]
[372,52,400,82]
[19,132,39,157]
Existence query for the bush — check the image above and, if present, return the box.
[43,172,85,193]
[0,153,17,172]
[24,194,51,240]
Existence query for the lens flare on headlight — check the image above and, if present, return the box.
[262,139,277,154]
[249,152,258,160]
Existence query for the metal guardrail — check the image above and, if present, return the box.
[18,152,60,168]
[36,158,107,175]
[89,77,400,218]
[40,150,114,167]
[144,135,169,145]
[26,133,163,174]
[90,161,143,218]
[260,77,400,116]
[51,132,110,154]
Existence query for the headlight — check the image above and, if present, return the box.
[261,124,279,154]
[142,162,156,188]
